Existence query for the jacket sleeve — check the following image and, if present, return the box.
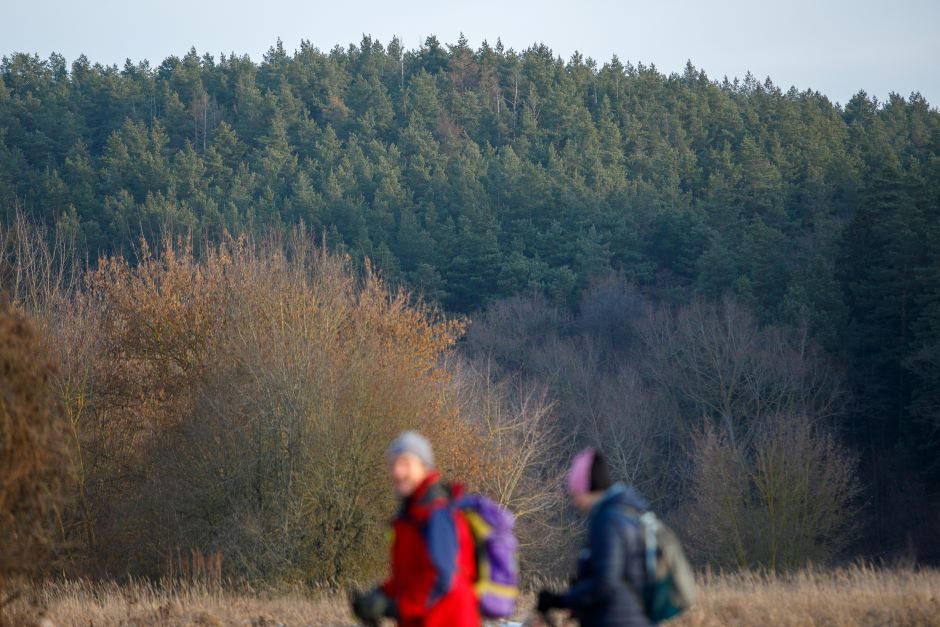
[562,511,625,609]
[424,506,459,605]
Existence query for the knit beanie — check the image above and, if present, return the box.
[386,430,435,468]
[566,448,612,495]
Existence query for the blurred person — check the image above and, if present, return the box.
[351,430,481,627]
[535,448,653,627]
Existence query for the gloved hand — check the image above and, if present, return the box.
[351,587,397,623]
[536,589,566,614]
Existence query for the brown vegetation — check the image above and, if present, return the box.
[3,579,351,626]
[0,296,72,585]
[674,566,940,627]
[4,566,938,626]
[465,277,863,571]
[53,229,478,582]
[0,215,868,600]
[0,216,561,588]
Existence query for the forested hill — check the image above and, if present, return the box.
[0,37,935,311]
[3,36,940,461]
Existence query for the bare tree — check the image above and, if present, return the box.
[447,357,574,576]
[686,414,861,570]
[0,207,82,321]
[641,297,844,449]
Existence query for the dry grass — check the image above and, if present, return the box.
[4,566,940,626]
[3,580,353,626]
[672,565,940,627]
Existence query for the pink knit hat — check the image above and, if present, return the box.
[567,448,596,496]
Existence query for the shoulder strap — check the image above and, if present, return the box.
[616,506,659,578]
[609,504,656,614]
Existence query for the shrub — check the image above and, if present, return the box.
[0,297,72,582]
[686,414,861,570]
[47,230,481,583]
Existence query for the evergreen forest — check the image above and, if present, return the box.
[2,35,939,571]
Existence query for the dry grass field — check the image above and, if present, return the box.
[3,566,939,626]
[671,566,940,627]
[1,580,352,627]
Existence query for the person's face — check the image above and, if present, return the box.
[389,452,429,497]
[571,490,599,514]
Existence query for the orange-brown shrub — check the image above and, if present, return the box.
[0,297,72,582]
[0,217,566,585]
[58,230,487,583]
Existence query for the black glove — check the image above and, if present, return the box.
[537,589,566,614]
[351,588,398,622]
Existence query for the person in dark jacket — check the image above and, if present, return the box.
[351,431,481,627]
[536,448,652,627]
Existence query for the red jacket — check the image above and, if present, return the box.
[382,472,481,627]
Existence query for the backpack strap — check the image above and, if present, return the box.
[639,511,659,583]
[613,505,654,613]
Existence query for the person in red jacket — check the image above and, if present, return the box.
[351,431,481,627]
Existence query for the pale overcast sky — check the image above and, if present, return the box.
[3,0,938,107]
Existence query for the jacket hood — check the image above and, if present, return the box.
[592,482,649,515]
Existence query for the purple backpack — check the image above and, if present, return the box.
[455,494,519,619]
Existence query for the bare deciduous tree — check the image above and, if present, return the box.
[686,414,861,571]
[447,358,573,576]
[642,297,844,448]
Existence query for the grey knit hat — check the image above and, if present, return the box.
[387,430,434,468]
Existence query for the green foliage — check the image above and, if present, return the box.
[2,42,935,318]
[1,39,940,526]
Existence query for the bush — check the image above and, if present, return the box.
[686,414,861,570]
[0,297,72,582]
[0,216,572,584]
[0,228,532,584]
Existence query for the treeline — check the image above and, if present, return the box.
[1,35,939,562]
[0,38,934,310]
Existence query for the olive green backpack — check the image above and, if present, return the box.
[624,509,697,622]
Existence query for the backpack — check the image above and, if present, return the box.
[454,494,520,619]
[623,509,697,623]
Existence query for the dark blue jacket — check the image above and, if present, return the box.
[562,484,652,627]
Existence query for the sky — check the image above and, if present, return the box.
[3,0,938,107]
